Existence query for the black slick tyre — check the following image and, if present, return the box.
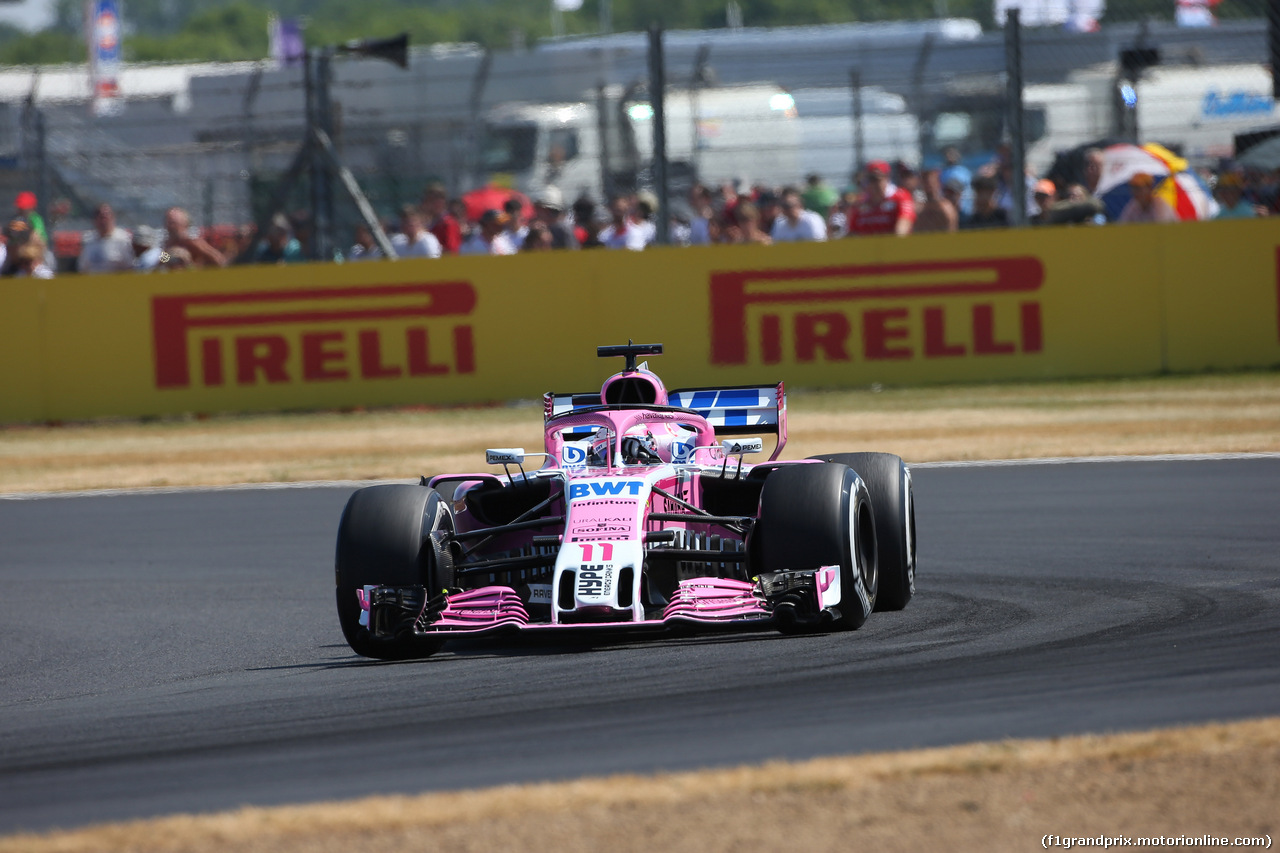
[334,484,451,660]
[810,453,915,611]
[754,462,877,630]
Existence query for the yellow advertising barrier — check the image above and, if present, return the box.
[1,218,1277,423]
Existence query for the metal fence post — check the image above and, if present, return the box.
[1271,0,1280,99]
[597,82,613,202]
[647,23,669,245]
[850,68,864,179]
[1004,8,1026,227]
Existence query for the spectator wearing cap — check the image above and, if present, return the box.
[1029,180,1057,226]
[598,196,647,251]
[913,169,958,234]
[460,210,517,256]
[846,161,914,237]
[13,191,48,244]
[253,214,305,264]
[1118,173,1178,224]
[391,204,443,258]
[771,186,827,242]
[421,183,462,254]
[1213,172,1261,219]
[164,207,227,267]
[79,203,135,273]
[533,186,578,249]
[961,175,1010,230]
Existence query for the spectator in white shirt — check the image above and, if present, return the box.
[460,209,517,256]
[598,196,648,251]
[391,205,442,258]
[503,197,529,246]
[770,186,828,242]
[79,203,135,274]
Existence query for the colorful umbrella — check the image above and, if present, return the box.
[1096,143,1218,221]
[460,184,533,224]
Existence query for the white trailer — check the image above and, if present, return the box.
[478,83,801,201]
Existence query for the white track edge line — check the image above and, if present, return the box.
[0,478,417,501]
[3,453,1279,501]
[910,452,1280,469]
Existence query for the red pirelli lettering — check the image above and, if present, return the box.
[152,282,477,389]
[709,257,1044,365]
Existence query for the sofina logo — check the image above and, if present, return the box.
[709,257,1044,366]
[151,282,476,389]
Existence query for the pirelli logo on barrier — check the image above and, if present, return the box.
[709,257,1045,366]
[151,283,476,390]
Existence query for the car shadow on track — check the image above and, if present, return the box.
[251,629,803,672]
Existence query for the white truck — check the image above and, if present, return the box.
[909,62,1275,175]
[477,83,801,201]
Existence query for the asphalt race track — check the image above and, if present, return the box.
[1,458,1278,834]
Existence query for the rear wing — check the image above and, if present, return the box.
[668,383,787,461]
[543,383,787,460]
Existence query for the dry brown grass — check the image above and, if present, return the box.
[3,371,1279,494]
[4,717,1276,853]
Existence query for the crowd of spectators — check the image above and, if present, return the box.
[3,147,1275,277]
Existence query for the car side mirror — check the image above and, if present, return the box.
[486,448,526,465]
[721,438,763,455]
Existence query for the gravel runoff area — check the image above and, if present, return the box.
[2,370,1278,850]
[1,718,1275,853]
[2,371,1279,494]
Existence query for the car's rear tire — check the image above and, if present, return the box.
[810,453,915,611]
[754,462,877,630]
[335,484,451,660]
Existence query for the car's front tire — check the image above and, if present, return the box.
[754,462,877,630]
[335,484,451,660]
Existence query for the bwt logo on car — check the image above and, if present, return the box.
[151,282,477,389]
[709,257,1045,366]
[568,480,645,500]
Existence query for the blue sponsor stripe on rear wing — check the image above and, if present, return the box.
[543,383,788,459]
[669,383,788,459]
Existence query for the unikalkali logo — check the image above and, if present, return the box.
[709,257,1044,365]
[151,282,476,389]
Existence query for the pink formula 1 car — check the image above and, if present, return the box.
[335,343,916,659]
